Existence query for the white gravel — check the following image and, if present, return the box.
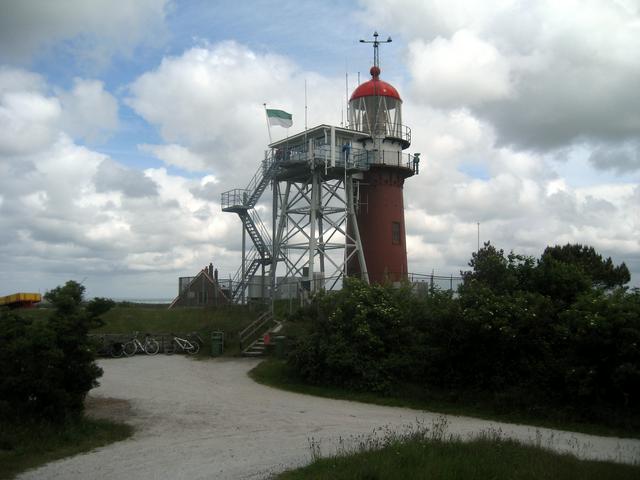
[19,356,640,479]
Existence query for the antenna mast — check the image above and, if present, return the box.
[359,31,392,68]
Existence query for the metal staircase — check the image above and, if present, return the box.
[227,248,263,302]
[239,311,282,357]
[222,153,279,303]
[240,208,271,259]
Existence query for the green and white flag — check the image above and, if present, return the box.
[266,108,293,128]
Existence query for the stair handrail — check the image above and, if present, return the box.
[222,150,281,305]
[231,258,263,302]
[231,247,261,285]
[239,311,274,350]
[247,209,272,252]
[244,151,277,208]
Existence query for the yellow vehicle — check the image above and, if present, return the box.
[0,293,42,308]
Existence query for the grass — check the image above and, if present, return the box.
[94,304,259,356]
[250,359,640,439]
[275,431,640,479]
[95,304,256,334]
[26,303,261,356]
[0,417,133,479]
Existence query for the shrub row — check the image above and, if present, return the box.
[287,244,639,424]
[0,281,110,422]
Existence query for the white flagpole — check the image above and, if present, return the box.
[304,80,308,131]
[263,103,272,143]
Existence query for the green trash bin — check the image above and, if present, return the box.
[273,335,287,359]
[211,331,225,357]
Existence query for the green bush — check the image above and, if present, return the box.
[430,283,559,396]
[0,281,108,422]
[287,243,638,425]
[559,288,640,409]
[288,280,427,392]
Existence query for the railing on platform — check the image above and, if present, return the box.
[221,189,250,211]
[346,122,412,145]
[272,144,416,171]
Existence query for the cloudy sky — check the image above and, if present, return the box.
[1,0,638,299]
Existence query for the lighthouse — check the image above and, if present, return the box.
[222,32,418,302]
[347,33,415,284]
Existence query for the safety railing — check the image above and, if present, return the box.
[247,208,272,250]
[239,311,276,351]
[347,122,411,144]
[383,123,411,144]
[231,247,262,286]
[343,149,415,170]
[271,144,417,171]
[221,189,250,210]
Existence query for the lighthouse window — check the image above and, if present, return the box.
[392,222,401,244]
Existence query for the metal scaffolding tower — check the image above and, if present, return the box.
[221,125,371,303]
[271,159,368,297]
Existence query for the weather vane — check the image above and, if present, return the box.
[359,31,392,68]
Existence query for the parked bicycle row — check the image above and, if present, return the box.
[91,332,203,358]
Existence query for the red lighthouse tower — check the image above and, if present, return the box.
[347,33,416,284]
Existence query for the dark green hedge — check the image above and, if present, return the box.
[0,281,108,422]
[287,244,639,425]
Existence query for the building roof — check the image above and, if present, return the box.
[350,66,402,102]
[168,268,228,308]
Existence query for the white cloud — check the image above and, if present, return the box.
[0,134,243,297]
[0,90,61,155]
[94,158,158,198]
[409,30,512,107]
[364,0,640,151]
[127,42,294,148]
[0,66,243,298]
[354,0,640,284]
[58,78,119,142]
[0,67,45,93]
[0,68,119,154]
[0,0,169,64]
[139,143,208,172]
[127,42,345,183]
[360,0,514,41]
[0,69,62,155]
[2,18,638,299]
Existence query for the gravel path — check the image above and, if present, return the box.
[20,356,640,479]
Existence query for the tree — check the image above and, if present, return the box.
[85,297,115,328]
[540,244,630,289]
[44,281,104,415]
[0,281,104,421]
[460,242,536,294]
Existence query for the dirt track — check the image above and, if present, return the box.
[19,356,640,479]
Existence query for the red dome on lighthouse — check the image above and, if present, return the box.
[350,66,402,102]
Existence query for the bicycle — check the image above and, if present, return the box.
[110,341,125,358]
[123,332,160,356]
[165,333,201,355]
[93,335,125,358]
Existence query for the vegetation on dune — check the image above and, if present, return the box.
[0,418,132,480]
[0,282,257,478]
[28,302,262,356]
[0,281,133,479]
[94,304,259,356]
[275,421,640,479]
[282,243,639,434]
[0,281,108,421]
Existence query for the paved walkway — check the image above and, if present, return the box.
[19,356,640,479]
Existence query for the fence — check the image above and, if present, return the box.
[266,273,464,315]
